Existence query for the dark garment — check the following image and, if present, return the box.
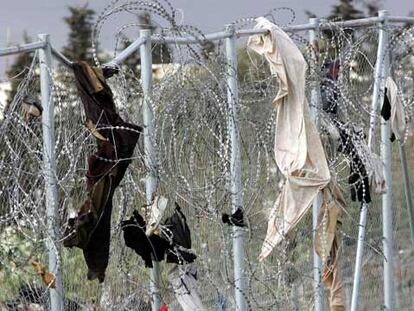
[122,204,196,267]
[381,87,391,121]
[337,124,371,204]
[320,65,372,204]
[165,203,197,264]
[122,210,170,267]
[321,78,340,115]
[221,207,246,227]
[382,87,396,142]
[63,61,142,282]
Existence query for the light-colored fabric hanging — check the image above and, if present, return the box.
[168,264,204,311]
[247,17,331,260]
[315,183,346,311]
[386,77,410,141]
[145,195,168,236]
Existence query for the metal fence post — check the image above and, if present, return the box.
[381,86,394,311]
[38,33,64,311]
[398,142,414,246]
[225,24,247,311]
[350,10,389,311]
[140,29,161,311]
[309,17,324,311]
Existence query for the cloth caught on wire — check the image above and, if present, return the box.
[383,77,412,141]
[121,202,196,267]
[321,59,386,202]
[315,182,346,311]
[63,61,142,282]
[247,17,331,260]
[167,264,204,311]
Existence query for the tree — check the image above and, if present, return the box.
[5,32,35,105]
[62,5,96,62]
[328,0,364,21]
[119,12,171,69]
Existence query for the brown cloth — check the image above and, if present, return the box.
[63,61,142,282]
[315,183,346,311]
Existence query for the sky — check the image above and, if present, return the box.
[0,0,413,78]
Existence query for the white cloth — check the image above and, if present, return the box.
[247,17,331,260]
[385,77,409,141]
[168,264,204,311]
[145,195,168,236]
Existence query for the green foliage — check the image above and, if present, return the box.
[62,5,96,62]
[0,226,39,300]
[328,0,364,21]
[5,32,35,105]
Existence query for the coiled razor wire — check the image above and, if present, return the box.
[0,1,414,310]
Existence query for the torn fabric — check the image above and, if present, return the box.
[247,17,330,260]
[63,61,142,282]
[315,183,346,311]
[168,264,204,311]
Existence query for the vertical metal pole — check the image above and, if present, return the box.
[398,142,414,246]
[38,34,64,311]
[225,24,247,311]
[309,18,324,311]
[381,95,394,310]
[351,10,389,311]
[140,29,161,311]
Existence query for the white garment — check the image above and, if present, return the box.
[168,264,204,311]
[385,77,409,141]
[247,17,331,260]
[145,195,168,236]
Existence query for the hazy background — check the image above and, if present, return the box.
[0,0,413,77]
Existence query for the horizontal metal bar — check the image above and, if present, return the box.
[51,47,73,68]
[320,16,381,29]
[152,31,230,44]
[152,15,412,43]
[389,16,414,23]
[0,41,46,57]
[236,23,319,36]
[1,15,412,62]
[105,36,147,66]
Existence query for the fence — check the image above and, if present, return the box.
[0,2,413,311]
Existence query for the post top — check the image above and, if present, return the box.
[378,10,389,18]
[38,34,50,42]
[224,23,236,34]
[140,29,152,36]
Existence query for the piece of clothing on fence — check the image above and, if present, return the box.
[122,210,170,267]
[145,195,168,237]
[164,203,197,264]
[320,56,387,202]
[168,264,204,311]
[247,17,331,260]
[122,203,196,267]
[221,207,246,227]
[315,183,346,311]
[63,61,142,282]
[384,77,411,141]
[336,123,372,203]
